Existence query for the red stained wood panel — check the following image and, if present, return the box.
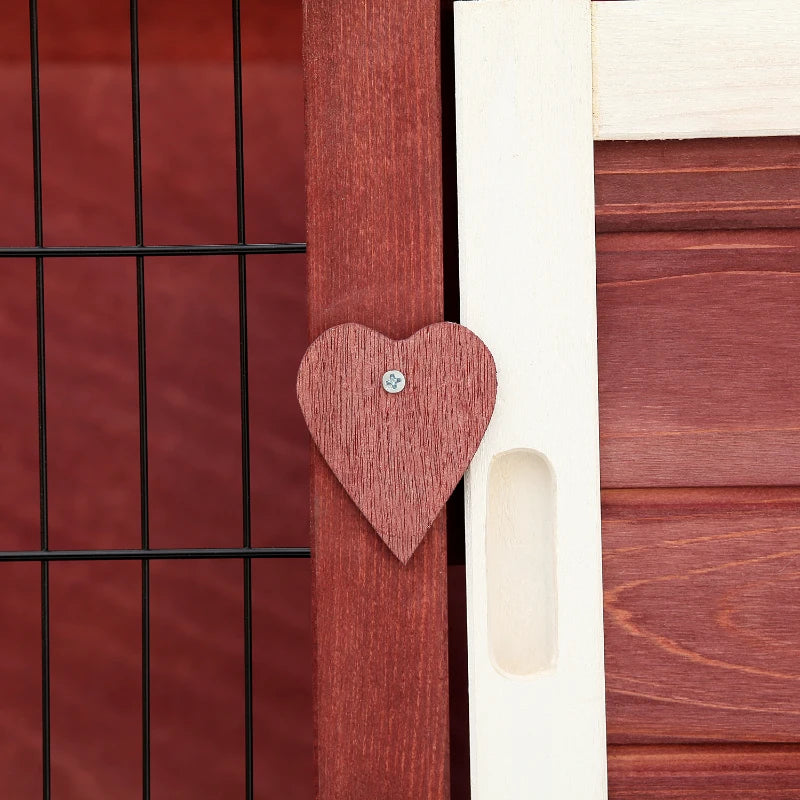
[595,137,800,233]
[597,229,800,488]
[603,487,800,743]
[607,745,800,799]
[596,134,800,781]
[303,1,450,798]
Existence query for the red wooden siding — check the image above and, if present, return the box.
[603,487,800,742]
[597,229,800,487]
[608,745,800,798]
[598,137,800,795]
[595,138,800,232]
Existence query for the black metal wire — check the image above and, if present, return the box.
[231,2,255,794]
[233,0,250,551]
[0,243,305,258]
[128,2,151,796]
[28,1,51,796]
[13,4,310,797]
[0,548,310,563]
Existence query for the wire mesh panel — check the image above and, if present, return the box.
[0,1,310,797]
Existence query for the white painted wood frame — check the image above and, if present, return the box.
[454,1,607,799]
[455,0,800,797]
[592,0,800,140]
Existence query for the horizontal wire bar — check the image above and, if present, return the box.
[0,547,310,563]
[0,243,306,258]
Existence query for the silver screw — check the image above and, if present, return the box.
[382,369,406,394]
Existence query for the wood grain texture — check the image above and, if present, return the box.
[607,745,800,799]
[297,323,496,563]
[455,1,608,797]
[603,487,800,743]
[592,0,800,140]
[594,137,800,234]
[597,229,800,489]
[303,0,450,797]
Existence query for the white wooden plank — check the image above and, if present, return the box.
[454,1,607,798]
[592,0,800,140]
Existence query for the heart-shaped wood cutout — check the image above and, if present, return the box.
[297,323,496,563]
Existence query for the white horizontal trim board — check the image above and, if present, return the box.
[592,0,800,140]
[454,0,607,798]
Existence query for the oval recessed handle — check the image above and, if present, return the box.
[487,448,557,677]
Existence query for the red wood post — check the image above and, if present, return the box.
[303,2,450,798]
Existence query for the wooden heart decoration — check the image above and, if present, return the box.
[297,323,497,563]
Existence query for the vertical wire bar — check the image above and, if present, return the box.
[232,1,254,796]
[129,2,151,797]
[233,0,250,539]
[29,1,51,796]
